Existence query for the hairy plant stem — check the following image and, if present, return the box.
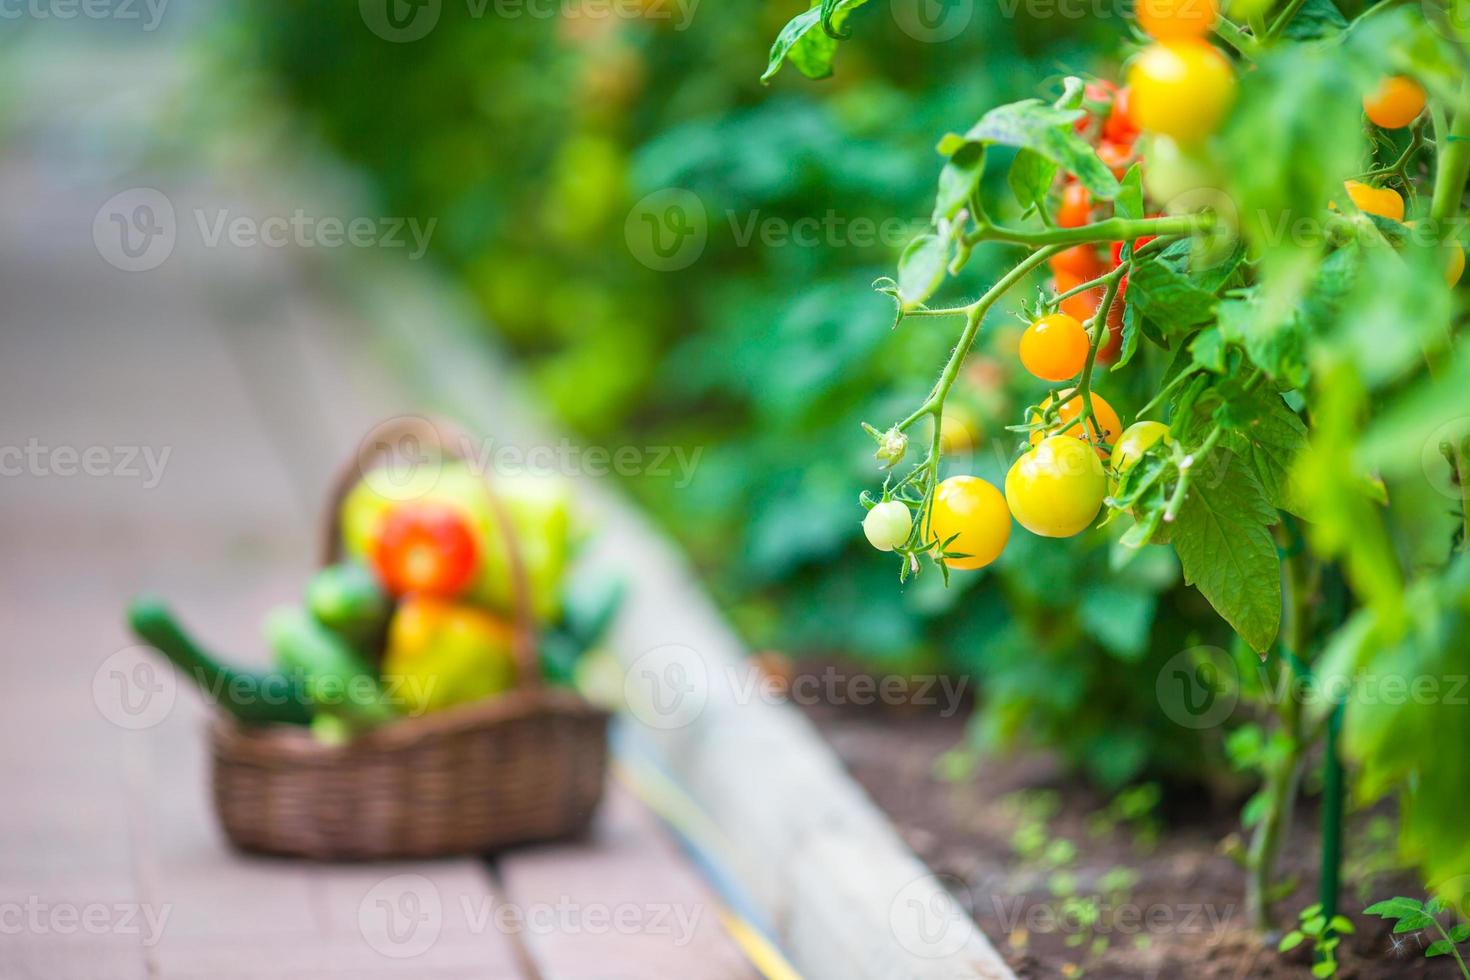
[1162,425,1223,522]
[1075,268,1126,445]
[1358,120,1427,185]
[1213,17,1261,58]
[900,244,1066,434]
[970,214,1213,250]
[900,246,1065,546]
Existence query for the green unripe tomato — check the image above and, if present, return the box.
[1112,421,1172,473]
[863,500,913,552]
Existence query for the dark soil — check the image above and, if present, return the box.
[788,660,1461,980]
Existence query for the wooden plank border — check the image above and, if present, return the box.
[335,257,1017,980]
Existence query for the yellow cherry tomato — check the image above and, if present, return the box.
[1127,40,1236,145]
[1343,180,1405,222]
[1446,241,1465,287]
[1363,76,1426,130]
[1136,0,1217,40]
[927,475,1011,570]
[1006,436,1108,538]
[1030,389,1124,453]
[1112,420,1173,473]
[1019,313,1090,382]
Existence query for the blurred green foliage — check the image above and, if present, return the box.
[233,0,1233,787]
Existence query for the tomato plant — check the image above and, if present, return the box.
[770,0,1470,939]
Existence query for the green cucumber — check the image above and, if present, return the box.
[126,597,312,726]
[305,562,389,650]
[264,606,396,726]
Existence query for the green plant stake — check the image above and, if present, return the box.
[1318,702,1345,970]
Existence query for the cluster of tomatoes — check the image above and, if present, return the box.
[863,0,1460,571]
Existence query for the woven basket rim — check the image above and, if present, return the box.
[212,688,608,763]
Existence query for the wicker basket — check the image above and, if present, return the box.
[211,417,609,860]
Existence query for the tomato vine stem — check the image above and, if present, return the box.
[1075,266,1127,446]
[969,213,1213,250]
[1212,18,1260,58]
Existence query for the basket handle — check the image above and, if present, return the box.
[320,415,540,690]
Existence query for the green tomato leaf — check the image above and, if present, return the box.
[1393,912,1437,933]
[935,143,986,223]
[896,233,951,310]
[1112,300,1144,371]
[1220,391,1308,514]
[1279,0,1348,40]
[1449,923,1470,942]
[1128,255,1219,332]
[1172,449,1282,653]
[955,99,1120,198]
[1278,930,1306,952]
[761,0,869,83]
[1115,164,1144,222]
[1364,897,1427,919]
[1190,326,1227,374]
[1216,296,1310,390]
[1008,149,1057,218]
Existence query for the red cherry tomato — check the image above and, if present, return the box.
[1109,234,1158,269]
[1098,139,1134,179]
[1104,87,1139,144]
[372,504,479,598]
[1074,81,1117,134]
[1050,244,1105,281]
[1058,183,1092,228]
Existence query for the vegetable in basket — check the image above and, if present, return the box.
[339,461,571,621]
[126,598,313,726]
[381,597,518,716]
[305,561,390,654]
[264,605,398,728]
